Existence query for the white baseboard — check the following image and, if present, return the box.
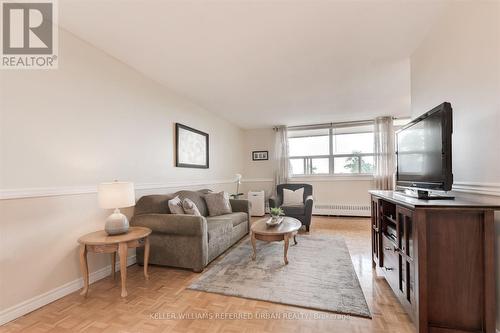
[0,255,136,326]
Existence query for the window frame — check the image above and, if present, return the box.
[288,127,375,177]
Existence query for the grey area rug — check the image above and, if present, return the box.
[188,234,371,318]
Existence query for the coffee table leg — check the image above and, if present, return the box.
[284,234,290,265]
[143,237,150,280]
[118,242,128,297]
[79,244,89,296]
[251,231,257,260]
[293,232,298,245]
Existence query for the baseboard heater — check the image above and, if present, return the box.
[313,203,371,217]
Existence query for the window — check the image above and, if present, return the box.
[288,124,374,176]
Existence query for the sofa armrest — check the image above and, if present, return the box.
[230,199,251,221]
[130,214,207,237]
[230,199,250,213]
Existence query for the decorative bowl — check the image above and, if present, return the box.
[266,216,283,227]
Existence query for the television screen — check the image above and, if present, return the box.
[396,103,453,191]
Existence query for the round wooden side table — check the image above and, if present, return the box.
[78,226,152,297]
[250,217,302,265]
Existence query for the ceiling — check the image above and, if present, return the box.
[59,0,447,129]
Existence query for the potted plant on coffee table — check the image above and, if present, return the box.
[268,207,284,226]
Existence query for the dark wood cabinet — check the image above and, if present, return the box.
[370,190,498,333]
[371,197,381,267]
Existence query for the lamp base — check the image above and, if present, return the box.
[105,209,129,235]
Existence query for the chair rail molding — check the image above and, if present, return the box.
[3,180,499,199]
[452,181,500,197]
[0,179,235,200]
[241,178,274,183]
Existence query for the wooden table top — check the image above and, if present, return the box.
[78,227,151,245]
[370,190,500,209]
[251,217,301,235]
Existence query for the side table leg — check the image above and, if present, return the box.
[118,242,128,297]
[111,252,116,280]
[284,234,290,265]
[79,244,89,296]
[251,232,257,260]
[143,237,150,280]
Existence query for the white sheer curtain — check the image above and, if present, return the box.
[374,117,396,190]
[274,126,290,188]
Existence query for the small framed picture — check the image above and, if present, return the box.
[252,151,269,161]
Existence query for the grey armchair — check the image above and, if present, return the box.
[269,183,313,232]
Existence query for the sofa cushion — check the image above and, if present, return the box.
[206,212,247,227]
[281,204,305,216]
[206,218,233,243]
[175,190,209,217]
[134,194,175,215]
[204,191,232,216]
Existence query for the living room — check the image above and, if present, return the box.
[0,1,499,333]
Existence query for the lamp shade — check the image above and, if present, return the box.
[98,181,135,209]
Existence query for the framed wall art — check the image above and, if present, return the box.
[175,123,209,168]
[252,150,269,161]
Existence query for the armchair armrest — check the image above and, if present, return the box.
[304,195,314,214]
[130,214,207,237]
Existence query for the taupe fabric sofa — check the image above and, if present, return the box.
[130,190,250,272]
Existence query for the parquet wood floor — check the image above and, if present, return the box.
[0,216,415,333]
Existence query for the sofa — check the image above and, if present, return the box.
[130,190,250,272]
[269,183,313,231]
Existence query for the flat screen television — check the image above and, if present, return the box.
[396,102,453,194]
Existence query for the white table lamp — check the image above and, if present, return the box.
[98,181,135,235]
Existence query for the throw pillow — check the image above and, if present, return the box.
[176,190,208,216]
[168,196,185,215]
[283,187,304,205]
[204,191,232,216]
[182,198,202,216]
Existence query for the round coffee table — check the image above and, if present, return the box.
[250,216,302,265]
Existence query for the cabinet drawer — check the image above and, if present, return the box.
[382,235,399,290]
[382,235,399,262]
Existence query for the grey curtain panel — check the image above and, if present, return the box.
[374,116,395,190]
[273,126,290,191]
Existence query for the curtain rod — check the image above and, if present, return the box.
[285,119,374,131]
[274,116,404,131]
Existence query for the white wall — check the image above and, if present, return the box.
[410,1,500,328]
[240,129,275,198]
[0,28,244,321]
[411,2,500,185]
[240,128,374,209]
[242,129,275,181]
